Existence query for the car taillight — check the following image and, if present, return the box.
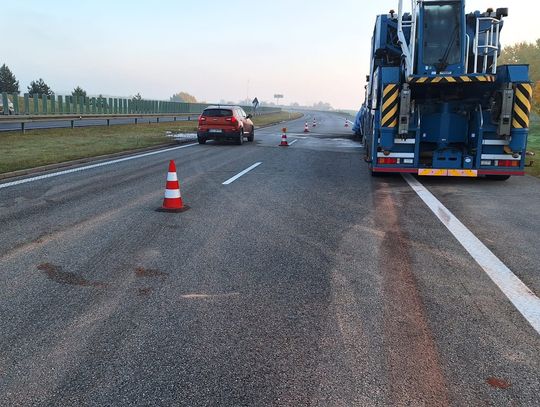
[226,116,238,125]
[198,116,206,125]
[377,158,398,165]
[497,160,519,167]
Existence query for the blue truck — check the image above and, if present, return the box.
[360,0,532,179]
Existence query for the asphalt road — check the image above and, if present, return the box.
[0,115,195,132]
[1,112,539,406]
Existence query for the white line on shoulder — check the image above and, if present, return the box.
[403,174,540,335]
[0,143,198,190]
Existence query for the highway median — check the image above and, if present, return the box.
[0,111,302,176]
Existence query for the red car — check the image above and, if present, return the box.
[197,106,255,145]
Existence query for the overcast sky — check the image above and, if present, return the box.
[2,0,538,110]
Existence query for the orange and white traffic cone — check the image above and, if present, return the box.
[304,122,310,133]
[280,128,289,147]
[312,119,317,127]
[344,118,349,128]
[157,160,189,212]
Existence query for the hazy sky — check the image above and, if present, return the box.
[2,0,538,109]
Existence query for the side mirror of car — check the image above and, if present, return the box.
[246,114,253,119]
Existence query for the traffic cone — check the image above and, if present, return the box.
[280,128,289,147]
[344,118,349,128]
[157,160,189,213]
[312,119,317,127]
[304,122,310,133]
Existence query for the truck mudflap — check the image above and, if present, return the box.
[372,168,525,177]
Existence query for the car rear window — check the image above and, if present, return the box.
[203,109,233,117]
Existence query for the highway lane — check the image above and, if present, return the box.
[0,111,539,406]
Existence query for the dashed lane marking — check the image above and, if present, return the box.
[222,162,262,185]
[0,143,199,190]
[403,174,540,335]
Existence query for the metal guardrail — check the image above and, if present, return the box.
[0,92,281,117]
[0,110,283,133]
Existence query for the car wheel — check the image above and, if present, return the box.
[237,129,244,145]
[247,127,254,142]
[197,136,207,144]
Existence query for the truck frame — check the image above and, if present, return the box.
[361,0,532,180]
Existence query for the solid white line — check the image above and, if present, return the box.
[222,162,262,185]
[289,139,298,145]
[402,174,540,335]
[0,143,198,190]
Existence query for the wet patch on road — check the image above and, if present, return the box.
[37,263,108,288]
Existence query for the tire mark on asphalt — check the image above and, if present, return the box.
[0,190,161,263]
[37,263,108,288]
[375,183,450,406]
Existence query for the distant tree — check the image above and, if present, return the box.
[72,86,87,98]
[27,78,53,97]
[170,91,197,103]
[132,92,142,101]
[0,64,19,93]
[499,39,540,113]
[499,39,540,83]
[312,101,333,111]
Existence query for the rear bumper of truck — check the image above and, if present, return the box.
[371,168,525,177]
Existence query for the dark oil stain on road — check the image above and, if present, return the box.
[37,263,108,288]
[138,287,154,297]
[135,267,168,279]
[486,377,511,389]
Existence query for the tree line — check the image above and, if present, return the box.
[499,39,540,114]
[0,64,89,98]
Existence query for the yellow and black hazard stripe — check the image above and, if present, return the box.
[512,83,533,129]
[408,75,496,84]
[381,84,399,128]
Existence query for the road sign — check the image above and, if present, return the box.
[252,97,259,109]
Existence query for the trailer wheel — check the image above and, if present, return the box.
[486,175,511,181]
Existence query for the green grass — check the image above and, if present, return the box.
[526,123,540,177]
[0,111,302,174]
[253,111,302,127]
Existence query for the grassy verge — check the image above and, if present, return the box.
[254,111,302,127]
[0,111,302,174]
[526,123,539,178]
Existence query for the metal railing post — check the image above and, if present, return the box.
[42,94,48,114]
[33,94,39,114]
[24,93,30,114]
[13,93,19,114]
[1,93,8,115]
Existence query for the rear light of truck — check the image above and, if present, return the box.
[377,158,398,165]
[497,160,519,167]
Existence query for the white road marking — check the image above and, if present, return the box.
[0,143,198,190]
[289,139,298,145]
[222,162,262,185]
[403,174,540,335]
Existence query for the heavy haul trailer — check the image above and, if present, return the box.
[361,0,532,179]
